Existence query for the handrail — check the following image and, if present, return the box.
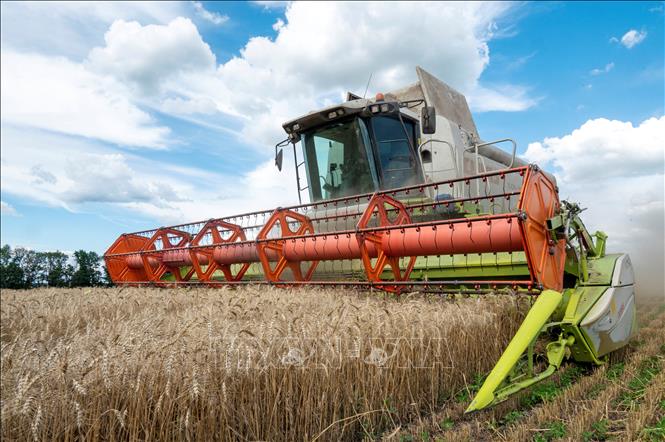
[466,138,518,169]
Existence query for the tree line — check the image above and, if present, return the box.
[0,244,111,289]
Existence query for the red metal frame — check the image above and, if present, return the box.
[140,228,193,285]
[256,209,319,282]
[105,234,151,283]
[189,219,250,283]
[355,194,416,292]
[517,166,566,291]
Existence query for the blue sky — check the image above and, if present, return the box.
[1,0,663,278]
[475,1,664,145]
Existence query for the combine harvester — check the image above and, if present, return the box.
[105,67,636,412]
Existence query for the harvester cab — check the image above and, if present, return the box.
[104,67,637,413]
[276,66,526,208]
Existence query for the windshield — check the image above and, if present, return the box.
[371,116,422,189]
[302,118,376,201]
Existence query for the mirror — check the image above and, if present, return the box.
[421,106,436,134]
[275,147,283,171]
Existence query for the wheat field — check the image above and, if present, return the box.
[0,287,529,441]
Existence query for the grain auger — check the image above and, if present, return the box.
[104,67,636,411]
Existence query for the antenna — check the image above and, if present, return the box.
[362,72,373,99]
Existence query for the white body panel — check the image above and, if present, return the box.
[611,254,635,287]
[581,254,636,357]
[418,114,523,211]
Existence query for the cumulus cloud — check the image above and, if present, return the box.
[63,153,189,205]
[590,62,614,76]
[192,1,228,25]
[525,116,665,297]
[31,165,57,185]
[120,156,302,224]
[525,117,664,182]
[224,2,537,141]
[0,1,187,58]
[84,2,537,147]
[215,2,524,110]
[1,201,18,216]
[1,50,170,148]
[272,18,285,31]
[88,17,216,94]
[610,29,648,49]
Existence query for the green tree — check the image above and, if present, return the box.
[12,248,47,287]
[71,250,102,287]
[0,245,25,289]
[44,251,73,287]
[0,244,9,267]
[1,245,107,289]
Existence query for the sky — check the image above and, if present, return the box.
[1,1,664,294]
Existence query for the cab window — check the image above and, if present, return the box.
[302,119,376,201]
[371,116,422,189]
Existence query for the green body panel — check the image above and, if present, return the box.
[560,285,609,364]
[562,323,604,364]
[563,285,611,324]
[409,252,530,280]
[561,255,619,363]
[584,254,621,286]
[164,252,530,283]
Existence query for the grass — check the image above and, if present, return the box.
[0,286,528,441]
[581,419,608,442]
[605,361,625,380]
[560,308,665,441]
[520,365,585,409]
[499,410,524,426]
[616,355,662,407]
[438,417,454,431]
[454,373,486,403]
[641,416,665,442]
[533,421,566,441]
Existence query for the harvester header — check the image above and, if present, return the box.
[105,165,563,293]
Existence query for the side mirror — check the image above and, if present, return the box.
[421,106,436,135]
[275,147,283,171]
